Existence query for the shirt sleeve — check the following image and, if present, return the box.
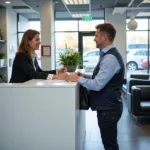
[78,54,121,91]
[84,74,92,79]
[47,74,54,80]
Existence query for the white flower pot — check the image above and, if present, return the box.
[0,59,5,67]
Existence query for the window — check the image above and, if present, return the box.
[79,20,104,31]
[134,50,148,56]
[29,21,40,31]
[55,21,78,31]
[126,29,148,75]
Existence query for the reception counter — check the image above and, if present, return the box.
[0,79,85,150]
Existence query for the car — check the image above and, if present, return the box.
[141,58,150,69]
[127,49,148,71]
[128,44,148,49]
[83,49,99,69]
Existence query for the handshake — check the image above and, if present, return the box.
[52,67,85,82]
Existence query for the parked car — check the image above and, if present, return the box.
[127,49,148,71]
[128,44,148,49]
[141,58,150,69]
[83,49,99,69]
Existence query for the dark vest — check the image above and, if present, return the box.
[90,48,124,111]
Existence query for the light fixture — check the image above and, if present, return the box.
[127,16,138,30]
[142,0,150,3]
[72,13,89,18]
[137,12,150,16]
[63,0,89,5]
[5,1,11,4]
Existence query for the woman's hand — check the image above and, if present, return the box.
[57,67,67,74]
[52,74,67,80]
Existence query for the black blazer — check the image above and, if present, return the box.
[10,52,56,83]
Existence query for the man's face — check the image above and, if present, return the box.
[94,29,106,49]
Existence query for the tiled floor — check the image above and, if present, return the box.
[84,96,150,150]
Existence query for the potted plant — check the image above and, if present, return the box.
[0,52,6,66]
[0,29,3,40]
[59,47,83,72]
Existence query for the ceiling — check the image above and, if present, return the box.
[0,0,150,20]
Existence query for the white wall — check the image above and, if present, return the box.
[105,8,127,77]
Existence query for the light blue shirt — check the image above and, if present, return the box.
[78,44,121,91]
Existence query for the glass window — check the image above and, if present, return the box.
[79,20,104,31]
[29,21,40,31]
[18,33,24,44]
[18,15,29,32]
[126,31,148,77]
[87,51,97,56]
[55,32,78,69]
[55,21,78,31]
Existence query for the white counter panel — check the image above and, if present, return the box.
[0,80,85,150]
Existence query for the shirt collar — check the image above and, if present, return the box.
[101,44,115,53]
[31,52,37,59]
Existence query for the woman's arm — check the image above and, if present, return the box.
[16,53,49,79]
[34,59,56,74]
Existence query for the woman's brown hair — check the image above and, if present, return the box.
[16,29,39,58]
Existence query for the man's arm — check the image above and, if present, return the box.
[78,54,121,91]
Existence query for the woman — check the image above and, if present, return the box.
[10,29,66,83]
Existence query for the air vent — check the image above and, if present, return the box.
[12,6,30,9]
[112,7,127,15]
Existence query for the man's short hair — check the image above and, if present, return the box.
[95,23,116,42]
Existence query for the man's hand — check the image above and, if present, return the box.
[65,74,80,82]
[58,67,67,74]
[74,71,85,77]
[52,74,67,80]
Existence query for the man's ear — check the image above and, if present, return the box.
[102,33,106,41]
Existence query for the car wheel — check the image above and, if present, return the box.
[127,62,138,71]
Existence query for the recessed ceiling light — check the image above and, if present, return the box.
[55,1,59,3]
[142,0,150,3]
[137,12,150,16]
[63,0,89,5]
[72,13,89,18]
[5,1,11,4]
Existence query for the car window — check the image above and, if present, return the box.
[87,51,97,56]
[128,44,148,49]
[134,50,147,56]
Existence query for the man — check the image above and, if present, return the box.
[65,23,124,150]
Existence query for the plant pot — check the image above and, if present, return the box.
[0,59,4,66]
[66,65,77,72]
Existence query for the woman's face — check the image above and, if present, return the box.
[28,34,41,51]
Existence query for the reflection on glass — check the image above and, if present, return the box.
[126,31,148,77]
